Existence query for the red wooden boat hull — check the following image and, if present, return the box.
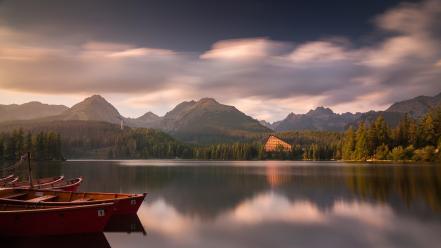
[111,193,146,214]
[0,190,146,215]
[0,203,114,236]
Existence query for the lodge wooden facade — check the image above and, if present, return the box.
[264,135,292,152]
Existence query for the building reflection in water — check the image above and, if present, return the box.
[26,161,441,247]
[112,192,441,248]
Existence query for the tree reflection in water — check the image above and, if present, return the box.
[27,161,441,247]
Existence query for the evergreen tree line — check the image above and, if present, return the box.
[190,131,342,160]
[107,129,193,159]
[104,130,343,160]
[342,107,441,162]
[0,129,63,161]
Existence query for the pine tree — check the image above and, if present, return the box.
[374,115,389,147]
[367,122,377,156]
[408,118,417,146]
[354,122,369,161]
[421,114,436,146]
[342,126,355,160]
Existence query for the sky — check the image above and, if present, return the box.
[0,0,440,122]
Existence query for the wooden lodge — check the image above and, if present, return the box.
[264,135,292,152]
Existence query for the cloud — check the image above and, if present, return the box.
[0,0,440,121]
[200,38,289,61]
[287,40,353,63]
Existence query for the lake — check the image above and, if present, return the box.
[5,160,441,247]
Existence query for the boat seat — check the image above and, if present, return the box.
[71,197,92,202]
[26,195,57,203]
[2,192,28,199]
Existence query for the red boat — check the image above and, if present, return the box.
[0,177,18,187]
[0,188,146,214]
[0,203,114,236]
[6,176,64,188]
[38,177,83,192]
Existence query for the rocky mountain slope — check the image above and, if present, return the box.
[385,92,441,118]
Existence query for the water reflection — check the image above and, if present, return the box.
[3,233,111,248]
[22,161,441,247]
[105,214,146,235]
[115,193,441,248]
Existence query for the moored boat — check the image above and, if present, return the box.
[39,177,83,191]
[0,203,114,236]
[0,174,15,183]
[6,176,64,188]
[0,177,18,187]
[0,188,146,214]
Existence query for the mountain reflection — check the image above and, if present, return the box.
[125,192,441,248]
[31,161,441,247]
[42,161,441,216]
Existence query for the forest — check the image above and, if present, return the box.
[0,106,440,162]
[0,129,63,161]
[341,106,441,162]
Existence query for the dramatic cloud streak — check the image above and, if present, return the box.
[0,0,440,121]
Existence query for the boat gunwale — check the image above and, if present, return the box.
[40,177,83,189]
[7,176,65,188]
[0,190,146,205]
[0,174,14,183]
[0,177,18,186]
[0,202,114,214]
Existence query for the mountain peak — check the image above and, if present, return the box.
[58,95,122,124]
[307,106,334,115]
[161,98,270,139]
[286,112,296,118]
[22,101,43,105]
[275,106,358,132]
[198,98,219,104]
[138,111,160,120]
[84,94,107,102]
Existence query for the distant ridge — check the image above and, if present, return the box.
[1,91,440,138]
[126,111,162,128]
[272,107,360,131]
[0,101,68,122]
[385,92,441,118]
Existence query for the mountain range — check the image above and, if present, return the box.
[271,107,361,132]
[0,102,67,123]
[263,92,441,131]
[0,92,439,142]
[0,95,269,143]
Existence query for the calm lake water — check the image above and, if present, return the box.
[5,160,441,248]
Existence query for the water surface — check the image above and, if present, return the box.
[7,160,441,247]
